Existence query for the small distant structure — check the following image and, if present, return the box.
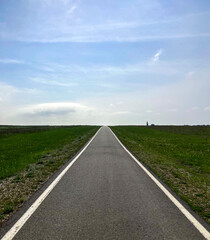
[146,121,155,127]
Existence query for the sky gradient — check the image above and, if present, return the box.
[0,0,210,125]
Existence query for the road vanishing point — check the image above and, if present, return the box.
[1,127,210,240]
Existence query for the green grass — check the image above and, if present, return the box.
[110,125,210,223]
[0,126,99,179]
[2,203,14,214]
[0,125,100,225]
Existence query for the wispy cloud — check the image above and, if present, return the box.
[0,1,210,125]
[152,49,162,62]
[31,77,77,87]
[67,5,77,15]
[204,106,210,111]
[1,70,210,125]
[1,2,210,44]
[41,66,55,72]
[0,59,25,64]
[113,111,130,115]
[41,60,182,77]
[12,33,210,43]
[186,106,199,112]
[168,109,178,112]
[186,71,195,78]
[61,0,71,4]
[0,82,19,101]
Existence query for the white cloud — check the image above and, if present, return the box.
[1,72,210,125]
[0,59,25,64]
[152,49,162,62]
[7,101,95,125]
[19,102,91,116]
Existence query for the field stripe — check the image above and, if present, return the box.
[109,127,210,240]
[1,128,101,240]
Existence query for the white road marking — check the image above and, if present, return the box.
[1,128,101,240]
[109,127,210,240]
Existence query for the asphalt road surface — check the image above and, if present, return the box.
[4,127,209,239]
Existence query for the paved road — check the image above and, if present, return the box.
[8,127,207,239]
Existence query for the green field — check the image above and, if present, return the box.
[111,126,210,223]
[0,125,100,223]
[0,126,99,179]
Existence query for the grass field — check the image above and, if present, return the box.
[0,126,99,179]
[111,125,210,223]
[0,125,100,223]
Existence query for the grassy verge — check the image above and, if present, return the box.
[0,126,99,179]
[0,126,99,225]
[110,126,210,224]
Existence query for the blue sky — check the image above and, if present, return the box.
[0,0,210,125]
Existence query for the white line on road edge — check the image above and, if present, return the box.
[109,127,210,240]
[2,127,101,240]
